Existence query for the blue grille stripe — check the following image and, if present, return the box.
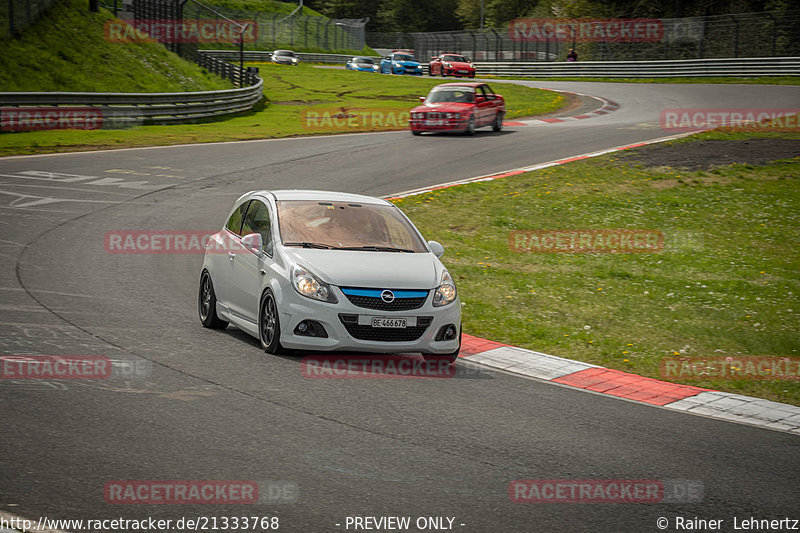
[341,288,428,298]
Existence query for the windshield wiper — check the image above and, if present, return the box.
[283,241,334,249]
[337,245,415,253]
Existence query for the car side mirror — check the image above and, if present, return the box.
[428,240,445,258]
[419,96,426,102]
[241,233,263,256]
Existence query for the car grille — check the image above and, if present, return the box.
[341,288,429,311]
[339,314,433,342]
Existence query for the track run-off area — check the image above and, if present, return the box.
[0,80,798,533]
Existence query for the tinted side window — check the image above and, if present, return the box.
[226,200,251,236]
[241,200,273,256]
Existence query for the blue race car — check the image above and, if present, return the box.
[380,52,424,75]
[345,56,380,72]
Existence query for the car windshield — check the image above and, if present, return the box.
[355,57,374,64]
[277,200,428,252]
[275,51,294,57]
[426,87,475,103]
[442,55,466,62]
[393,54,414,61]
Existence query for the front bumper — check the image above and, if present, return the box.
[277,285,461,354]
[409,118,469,133]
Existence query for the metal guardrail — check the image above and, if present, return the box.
[474,57,800,78]
[0,77,263,129]
[204,50,379,64]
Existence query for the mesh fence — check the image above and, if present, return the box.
[1,0,56,38]
[368,10,800,62]
[181,2,366,52]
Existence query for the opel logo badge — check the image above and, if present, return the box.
[380,290,395,303]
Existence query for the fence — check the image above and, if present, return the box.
[367,9,800,63]
[1,0,55,38]
[205,50,378,64]
[474,57,800,78]
[180,1,367,52]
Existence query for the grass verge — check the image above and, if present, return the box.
[392,130,800,405]
[0,64,565,156]
[0,0,232,92]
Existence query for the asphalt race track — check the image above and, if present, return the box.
[1,81,799,532]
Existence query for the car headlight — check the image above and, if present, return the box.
[291,58,298,63]
[373,65,379,70]
[291,264,337,303]
[444,62,451,68]
[432,270,457,307]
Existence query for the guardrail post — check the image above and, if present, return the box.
[766,12,776,56]
[490,28,501,61]
[8,0,15,37]
[727,14,739,57]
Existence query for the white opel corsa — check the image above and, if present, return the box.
[198,190,461,364]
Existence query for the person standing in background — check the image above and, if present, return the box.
[567,49,578,62]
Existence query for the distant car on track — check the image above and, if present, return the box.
[346,56,379,72]
[272,50,299,65]
[199,190,461,363]
[429,53,475,78]
[380,52,424,75]
[409,82,505,135]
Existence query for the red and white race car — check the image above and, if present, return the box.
[429,53,475,78]
[409,83,505,135]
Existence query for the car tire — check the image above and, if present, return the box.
[198,271,228,329]
[259,289,287,355]
[492,111,504,132]
[465,115,476,135]
[441,68,446,77]
[411,130,422,136]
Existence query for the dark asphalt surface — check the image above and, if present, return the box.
[1,81,798,533]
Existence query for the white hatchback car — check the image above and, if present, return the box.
[199,190,461,363]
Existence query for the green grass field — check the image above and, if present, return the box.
[0,0,232,92]
[0,64,565,156]
[392,130,800,405]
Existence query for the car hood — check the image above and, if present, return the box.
[411,102,474,113]
[443,61,473,68]
[284,249,440,289]
[396,61,420,67]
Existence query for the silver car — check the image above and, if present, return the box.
[198,190,461,363]
[272,50,299,65]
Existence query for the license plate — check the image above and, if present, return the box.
[458,70,468,73]
[425,120,445,126]
[372,317,406,328]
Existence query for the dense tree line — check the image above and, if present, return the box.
[303,0,797,32]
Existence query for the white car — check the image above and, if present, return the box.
[198,190,461,363]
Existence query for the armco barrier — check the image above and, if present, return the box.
[0,78,263,130]
[473,57,800,78]
[204,50,380,64]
